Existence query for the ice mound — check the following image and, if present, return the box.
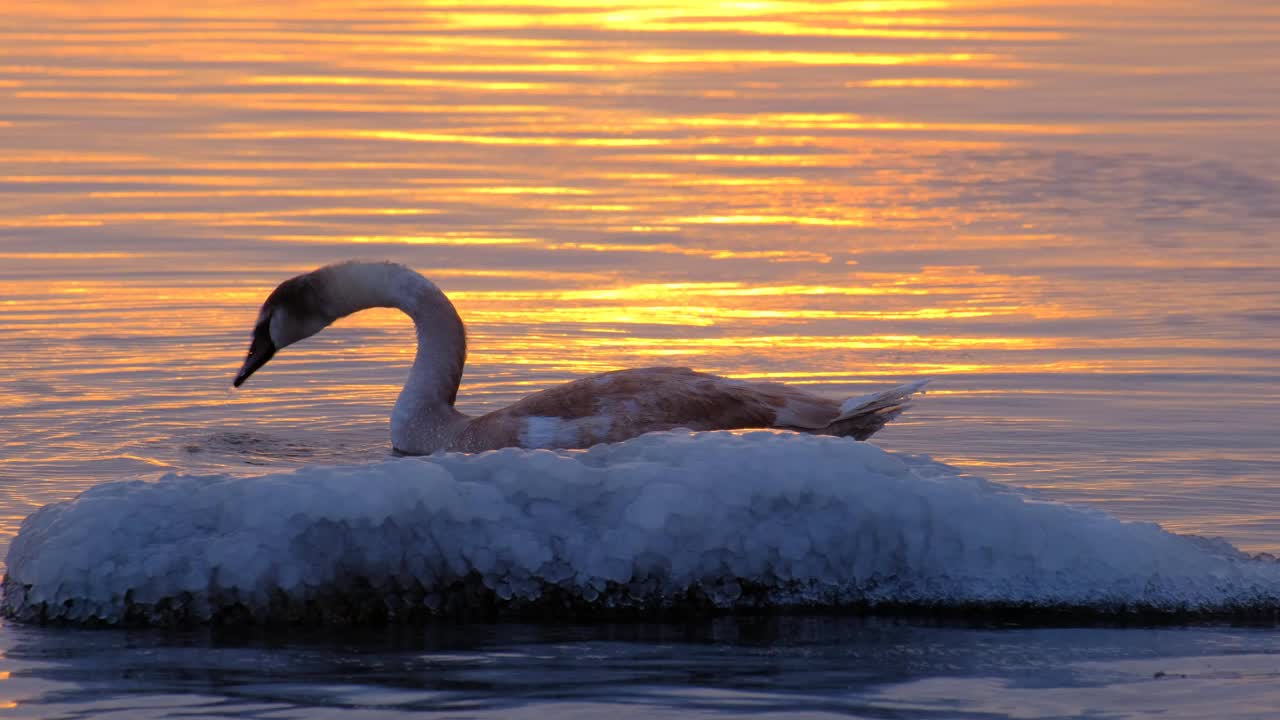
[4,431,1279,625]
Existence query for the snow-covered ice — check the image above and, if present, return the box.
[4,430,1279,625]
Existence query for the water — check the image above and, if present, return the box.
[1,0,1278,716]
[4,619,1280,719]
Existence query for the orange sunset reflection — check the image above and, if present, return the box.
[2,0,1278,553]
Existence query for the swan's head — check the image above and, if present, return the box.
[233,270,335,387]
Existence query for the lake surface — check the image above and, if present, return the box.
[1,0,1278,717]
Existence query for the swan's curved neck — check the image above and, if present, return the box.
[322,262,467,453]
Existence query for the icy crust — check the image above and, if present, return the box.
[4,431,1279,625]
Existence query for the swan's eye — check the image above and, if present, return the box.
[254,317,273,346]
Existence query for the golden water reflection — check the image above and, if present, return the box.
[2,0,1279,551]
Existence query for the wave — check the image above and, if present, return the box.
[4,431,1278,625]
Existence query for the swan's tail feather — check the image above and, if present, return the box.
[818,378,931,441]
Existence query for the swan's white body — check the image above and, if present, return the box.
[234,261,929,455]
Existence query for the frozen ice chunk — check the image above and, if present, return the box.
[3,430,1280,625]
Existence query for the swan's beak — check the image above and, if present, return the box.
[233,322,276,388]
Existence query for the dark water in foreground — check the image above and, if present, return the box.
[4,617,1280,719]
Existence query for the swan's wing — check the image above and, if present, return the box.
[454,367,847,451]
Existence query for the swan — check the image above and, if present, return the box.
[232,261,929,454]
